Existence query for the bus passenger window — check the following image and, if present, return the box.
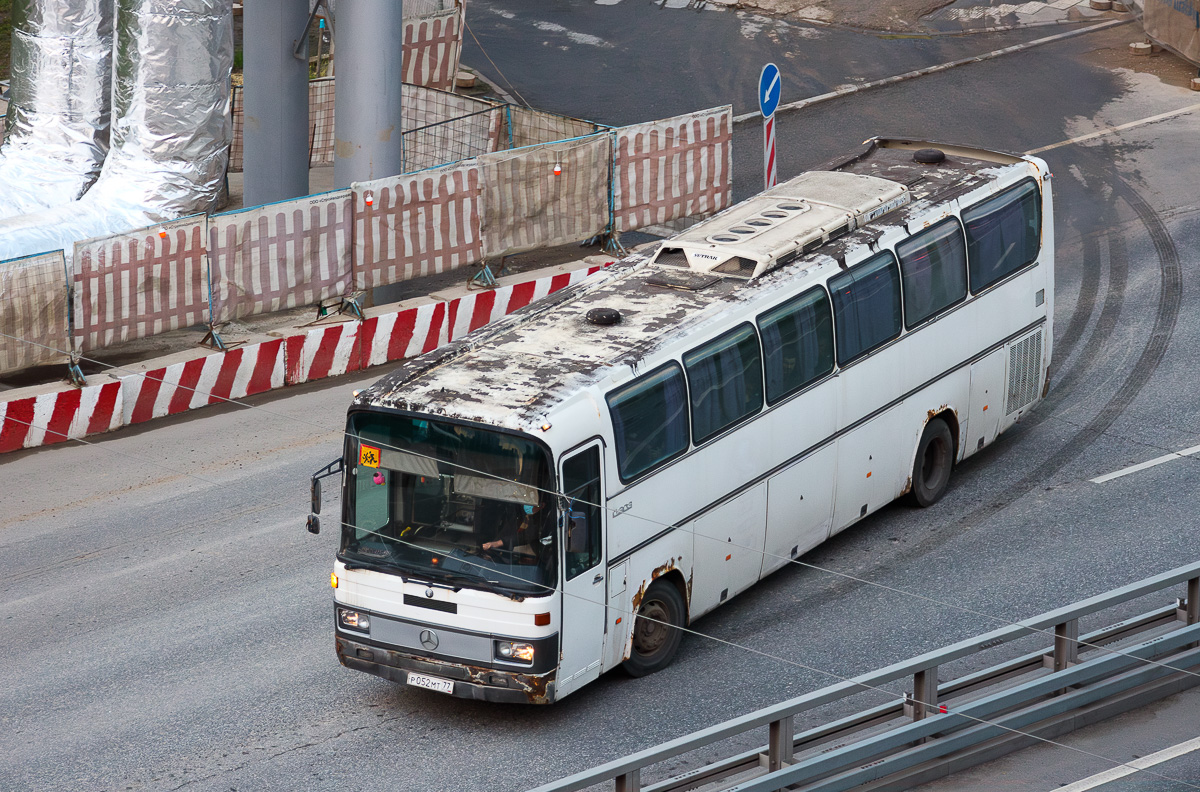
[828,251,902,365]
[606,364,689,482]
[758,286,834,404]
[896,218,967,329]
[682,324,764,444]
[562,446,602,580]
[963,179,1041,293]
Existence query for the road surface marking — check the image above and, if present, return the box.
[1025,102,1200,155]
[1091,443,1200,484]
[1053,734,1200,791]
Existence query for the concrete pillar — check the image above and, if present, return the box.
[243,0,311,207]
[333,0,405,188]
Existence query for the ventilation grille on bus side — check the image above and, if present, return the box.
[1006,329,1043,415]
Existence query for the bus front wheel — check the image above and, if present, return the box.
[911,418,953,507]
[624,581,685,677]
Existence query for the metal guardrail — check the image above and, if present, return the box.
[529,561,1200,792]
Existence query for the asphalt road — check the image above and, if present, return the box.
[4,9,1200,792]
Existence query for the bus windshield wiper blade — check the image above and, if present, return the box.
[435,570,532,598]
[341,559,404,578]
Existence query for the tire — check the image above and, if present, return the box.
[910,418,954,507]
[623,580,686,677]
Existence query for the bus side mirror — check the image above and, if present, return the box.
[307,514,321,535]
[309,456,344,517]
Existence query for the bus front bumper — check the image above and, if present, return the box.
[336,634,557,704]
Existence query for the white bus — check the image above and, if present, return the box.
[310,139,1054,703]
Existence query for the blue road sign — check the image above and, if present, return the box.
[759,63,781,118]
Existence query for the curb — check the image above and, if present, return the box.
[731,18,1133,125]
[0,264,607,454]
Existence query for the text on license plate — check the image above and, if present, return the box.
[407,672,454,695]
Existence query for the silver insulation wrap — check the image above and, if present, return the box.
[0,0,113,220]
[0,0,233,262]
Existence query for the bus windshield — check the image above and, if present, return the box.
[340,412,557,596]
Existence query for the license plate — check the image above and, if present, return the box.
[406,672,454,695]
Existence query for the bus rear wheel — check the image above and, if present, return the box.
[911,418,953,507]
[623,580,685,677]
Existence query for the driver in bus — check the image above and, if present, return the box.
[482,500,544,553]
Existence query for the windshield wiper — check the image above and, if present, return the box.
[340,558,405,578]
[432,570,535,599]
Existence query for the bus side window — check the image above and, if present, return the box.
[963,179,1041,293]
[682,323,764,444]
[606,364,689,482]
[562,446,602,580]
[758,286,834,404]
[828,251,902,366]
[896,218,967,329]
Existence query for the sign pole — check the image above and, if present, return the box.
[763,114,777,191]
[759,63,781,191]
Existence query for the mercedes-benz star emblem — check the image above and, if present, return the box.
[419,629,440,651]
[425,588,434,598]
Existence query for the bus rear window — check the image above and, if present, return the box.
[758,286,834,404]
[828,251,902,365]
[607,364,690,482]
[896,218,967,329]
[963,179,1041,292]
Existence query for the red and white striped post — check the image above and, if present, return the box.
[763,114,777,190]
[759,63,781,191]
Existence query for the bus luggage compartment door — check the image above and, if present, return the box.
[691,484,767,618]
[762,445,836,577]
[965,348,1006,460]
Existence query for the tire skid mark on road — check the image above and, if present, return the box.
[1048,227,1104,387]
[1031,226,1125,426]
[953,144,1180,524]
[799,143,1181,602]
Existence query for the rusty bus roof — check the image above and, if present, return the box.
[353,140,1040,433]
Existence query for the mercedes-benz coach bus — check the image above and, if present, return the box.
[310,139,1054,703]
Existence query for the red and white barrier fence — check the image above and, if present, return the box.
[403,8,464,92]
[0,264,607,453]
[613,106,733,232]
[480,134,612,258]
[444,267,598,342]
[120,339,286,426]
[353,164,485,291]
[2,106,730,386]
[0,251,70,376]
[208,190,354,324]
[73,215,208,353]
[0,379,121,453]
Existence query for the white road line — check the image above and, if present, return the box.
[1025,102,1200,155]
[1053,733,1200,791]
[1090,443,1200,484]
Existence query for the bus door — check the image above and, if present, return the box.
[556,442,606,697]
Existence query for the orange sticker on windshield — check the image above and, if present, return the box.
[359,443,381,468]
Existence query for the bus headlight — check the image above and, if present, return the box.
[495,641,535,664]
[338,608,370,632]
